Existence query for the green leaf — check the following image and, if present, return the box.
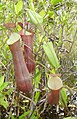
[27,9,43,25]
[34,92,40,103]
[28,0,35,11]
[11,115,16,119]
[27,9,44,32]
[0,82,9,91]
[7,32,21,45]
[15,0,23,14]
[60,88,68,107]
[0,93,3,98]
[4,88,13,95]
[48,11,54,17]
[0,97,9,109]
[0,76,4,87]
[19,111,30,119]
[0,4,5,10]
[50,0,63,5]
[34,69,41,88]
[39,10,45,17]
[64,117,76,119]
[43,42,60,69]
[30,114,38,119]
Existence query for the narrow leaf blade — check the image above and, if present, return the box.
[0,82,9,91]
[43,42,60,69]
[51,0,63,5]
[27,9,43,25]
[19,111,30,119]
[0,97,9,109]
[15,0,23,14]
[0,76,4,87]
[60,88,68,107]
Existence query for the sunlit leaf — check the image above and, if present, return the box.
[0,76,4,87]
[48,11,54,17]
[43,42,60,69]
[39,10,45,17]
[15,0,23,14]
[50,0,63,5]
[0,82,9,91]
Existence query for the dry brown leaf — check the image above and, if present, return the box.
[3,23,16,28]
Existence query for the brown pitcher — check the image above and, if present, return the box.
[8,37,33,93]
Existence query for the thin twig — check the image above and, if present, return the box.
[19,93,36,106]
